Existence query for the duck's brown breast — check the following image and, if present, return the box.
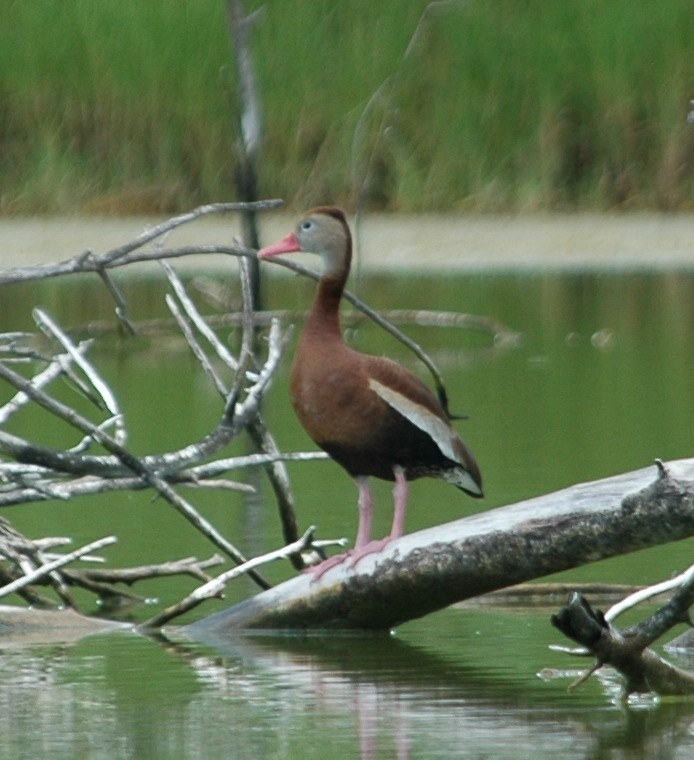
[290,341,390,449]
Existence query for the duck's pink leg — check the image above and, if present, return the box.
[307,471,408,577]
[355,476,374,549]
[350,467,408,567]
[389,466,408,540]
[305,476,373,580]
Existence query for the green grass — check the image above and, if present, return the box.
[1,0,694,214]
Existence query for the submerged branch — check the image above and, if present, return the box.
[551,591,694,697]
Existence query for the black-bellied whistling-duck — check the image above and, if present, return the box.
[258,207,482,570]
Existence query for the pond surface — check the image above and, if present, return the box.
[2,219,694,759]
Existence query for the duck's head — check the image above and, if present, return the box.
[258,206,351,279]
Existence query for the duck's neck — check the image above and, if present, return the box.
[304,273,346,342]
[304,235,351,343]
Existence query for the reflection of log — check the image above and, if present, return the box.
[185,458,694,634]
[180,622,694,757]
[0,605,128,646]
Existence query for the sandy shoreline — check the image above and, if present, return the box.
[0,212,693,272]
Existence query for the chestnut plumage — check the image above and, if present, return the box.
[258,207,482,566]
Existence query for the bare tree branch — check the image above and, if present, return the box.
[0,200,282,286]
[0,317,288,482]
[161,259,240,372]
[0,343,91,425]
[605,562,694,624]
[33,308,127,444]
[0,516,233,612]
[226,0,264,305]
[142,525,346,629]
[0,535,117,599]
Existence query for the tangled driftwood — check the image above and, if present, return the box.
[0,201,507,627]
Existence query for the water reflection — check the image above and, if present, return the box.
[4,608,694,760]
[179,625,565,759]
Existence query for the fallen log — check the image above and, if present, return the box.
[183,457,694,637]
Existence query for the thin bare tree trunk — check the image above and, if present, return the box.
[226,0,264,307]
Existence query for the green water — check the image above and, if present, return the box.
[2,267,694,758]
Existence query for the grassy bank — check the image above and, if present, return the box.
[1,0,694,214]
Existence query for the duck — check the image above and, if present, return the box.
[258,207,482,571]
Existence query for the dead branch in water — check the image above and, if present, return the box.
[549,582,694,698]
[0,202,333,614]
[142,525,345,629]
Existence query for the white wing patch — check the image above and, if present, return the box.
[368,378,460,463]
